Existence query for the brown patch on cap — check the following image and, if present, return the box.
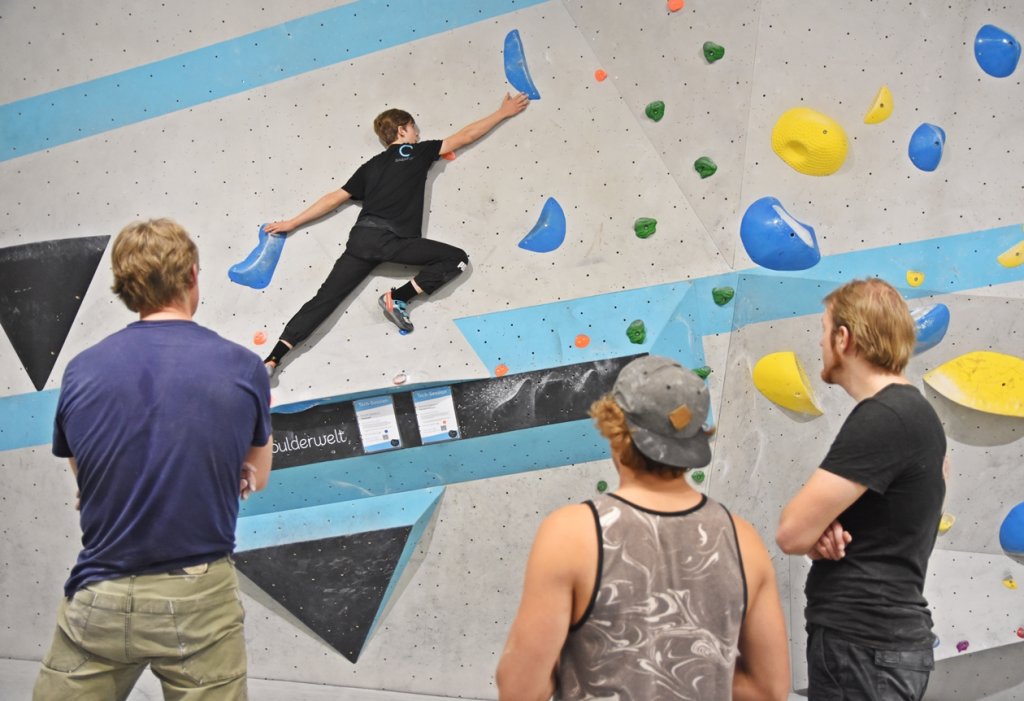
[669,404,692,430]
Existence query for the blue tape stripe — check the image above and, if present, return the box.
[0,389,58,452]
[236,486,442,551]
[0,0,548,161]
[2,224,1021,453]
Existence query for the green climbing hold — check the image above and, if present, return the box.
[597,480,608,493]
[693,365,712,379]
[694,156,718,179]
[634,217,657,239]
[691,470,706,484]
[645,100,665,122]
[712,286,734,306]
[703,41,725,63]
[626,319,647,344]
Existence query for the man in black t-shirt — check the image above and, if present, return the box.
[776,278,946,700]
[262,92,529,372]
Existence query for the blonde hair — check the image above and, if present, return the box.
[589,395,687,478]
[824,278,916,374]
[111,218,198,313]
[373,108,414,145]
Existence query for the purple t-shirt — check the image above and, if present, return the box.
[53,320,272,596]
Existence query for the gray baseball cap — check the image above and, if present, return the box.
[612,355,712,468]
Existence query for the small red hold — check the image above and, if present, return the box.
[495,363,509,377]
[667,0,684,11]
[575,334,591,348]
[594,69,608,82]
[955,640,969,653]
[253,331,267,345]
[1017,627,1024,639]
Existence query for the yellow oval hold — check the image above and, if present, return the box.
[924,351,1024,418]
[938,513,955,534]
[1003,576,1018,590]
[771,107,849,176]
[997,239,1024,268]
[864,85,894,124]
[752,351,823,416]
[906,270,925,287]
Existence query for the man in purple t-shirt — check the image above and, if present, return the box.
[261,92,529,373]
[34,219,273,700]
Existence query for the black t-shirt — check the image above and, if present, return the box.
[341,139,443,238]
[805,383,946,650]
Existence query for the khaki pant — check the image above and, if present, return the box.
[34,557,248,701]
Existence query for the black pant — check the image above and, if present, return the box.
[280,227,468,346]
[807,625,933,701]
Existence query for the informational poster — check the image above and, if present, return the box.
[412,387,460,444]
[353,395,402,453]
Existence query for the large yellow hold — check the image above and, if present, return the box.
[772,107,849,176]
[997,239,1024,268]
[924,351,1024,417]
[752,351,823,416]
[864,85,894,124]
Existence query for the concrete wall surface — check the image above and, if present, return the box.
[1,1,1022,698]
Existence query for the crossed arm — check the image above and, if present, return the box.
[775,468,867,558]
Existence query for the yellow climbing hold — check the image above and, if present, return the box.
[752,351,823,416]
[938,513,955,534]
[1003,576,1018,590]
[923,351,1024,418]
[771,107,849,176]
[997,239,1024,268]
[864,85,894,124]
[906,270,925,287]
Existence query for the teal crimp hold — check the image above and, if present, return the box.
[712,286,735,306]
[626,319,647,344]
[645,100,665,122]
[703,41,725,63]
[694,156,718,178]
[634,217,657,239]
[693,366,712,379]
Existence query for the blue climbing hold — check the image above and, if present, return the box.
[908,123,946,172]
[975,24,1021,78]
[999,501,1024,565]
[518,198,566,253]
[911,303,950,355]
[739,197,820,271]
[503,30,541,100]
[229,224,286,289]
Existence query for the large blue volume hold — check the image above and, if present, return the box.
[739,197,821,271]
[229,224,287,289]
[910,303,950,354]
[975,24,1021,78]
[518,197,566,253]
[504,29,541,100]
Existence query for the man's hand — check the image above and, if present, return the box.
[806,520,851,561]
[263,220,295,236]
[240,462,259,500]
[498,92,530,119]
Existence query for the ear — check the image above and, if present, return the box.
[835,324,852,353]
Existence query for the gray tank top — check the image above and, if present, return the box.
[555,493,746,701]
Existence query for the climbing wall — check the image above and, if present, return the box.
[1,1,1022,699]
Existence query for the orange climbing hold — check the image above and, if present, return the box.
[495,363,509,377]
[594,69,608,82]
[441,151,456,161]
[667,0,684,11]
[253,331,267,345]
[575,334,591,348]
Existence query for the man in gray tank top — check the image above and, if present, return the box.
[497,355,791,700]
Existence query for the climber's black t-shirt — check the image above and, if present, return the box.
[341,139,443,238]
[805,383,946,650]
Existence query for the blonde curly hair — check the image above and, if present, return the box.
[589,395,687,478]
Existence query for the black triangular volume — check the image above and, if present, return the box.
[235,526,412,662]
[0,236,110,391]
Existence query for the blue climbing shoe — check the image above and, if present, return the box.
[379,291,414,333]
